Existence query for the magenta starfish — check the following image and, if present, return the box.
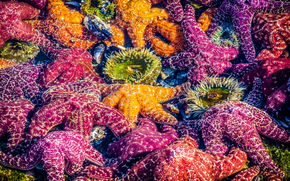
[206,0,290,62]
[87,135,247,181]
[0,131,106,181]
[163,5,238,84]
[201,100,290,177]
[79,118,178,179]
[0,1,55,48]
[38,47,105,88]
[0,97,34,153]
[240,58,290,97]
[0,61,42,101]
[25,80,130,149]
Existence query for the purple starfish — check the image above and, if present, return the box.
[78,118,178,179]
[0,97,34,153]
[201,100,290,177]
[206,0,290,62]
[0,131,106,181]
[25,81,131,150]
[163,5,238,84]
[0,61,42,101]
[0,1,55,48]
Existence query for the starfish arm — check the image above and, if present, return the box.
[193,0,219,7]
[232,166,260,181]
[83,142,106,167]
[148,82,190,103]
[138,94,177,125]
[78,164,115,179]
[172,124,200,145]
[163,0,183,22]
[211,147,247,180]
[231,62,258,78]
[253,0,290,14]
[95,83,125,98]
[6,117,27,153]
[17,2,41,19]
[243,77,263,108]
[127,22,147,49]
[102,88,126,108]
[232,8,256,62]
[202,114,229,156]
[92,102,131,138]
[66,23,98,42]
[260,171,283,181]
[187,65,209,84]
[163,50,196,69]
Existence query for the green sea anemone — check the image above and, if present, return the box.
[0,41,39,63]
[103,48,162,85]
[81,0,116,22]
[0,166,35,181]
[208,24,239,48]
[262,136,290,180]
[184,76,245,118]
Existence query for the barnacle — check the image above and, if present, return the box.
[103,48,162,85]
[90,126,107,143]
[0,41,39,63]
[81,0,116,22]
[184,76,245,118]
[262,136,290,180]
[0,166,35,181]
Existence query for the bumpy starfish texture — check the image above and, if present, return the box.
[104,135,247,180]
[101,82,190,128]
[26,81,131,148]
[163,5,238,84]
[0,58,19,69]
[0,131,106,181]
[79,118,178,179]
[0,61,41,101]
[206,0,290,62]
[240,58,290,96]
[201,101,290,177]
[253,12,290,61]
[0,98,34,153]
[18,0,47,9]
[38,47,104,88]
[0,1,55,48]
[243,77,263,108]
[25,0,99,50]
[232,166,260,181]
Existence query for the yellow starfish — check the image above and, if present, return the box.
[94,83,190,128]
[110,0,169,48]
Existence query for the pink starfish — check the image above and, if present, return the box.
[0,97,34,153]
[201,101,290,177]
[79,118,178,179]
[240,58,290,97]
[38,47,105,88]
[25,80,130,149]
[232,166,260,181]
[0,1,55,48]
[0,61,42,101]
[0,131,106,181]
[163,5,238,84]
[89,135,247,181]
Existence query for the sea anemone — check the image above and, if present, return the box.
[81,0,116,22]
[184,76,245,118]
[0,41,39,63]
[103,48,162,85]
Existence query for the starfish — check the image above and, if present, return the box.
[24,0,100,50]
[206,0,290,62]
[100,82,190,128]
[163,5,238,84]
[0,131,106,181]
[201,100,290,177]
[150,0,183,22]
[0,61,42,101]
[197,8,218,32]
[240,58,290,96]
[20,0,47,9]
[0,58,19,69]
[25,81,130,150]
[93,135,247,180]
[232,166,260,181]
[252,12,290,61]
[79,118,178,179]
[0,97,34,153]
[0,1,55,48]
[38,47,104,88]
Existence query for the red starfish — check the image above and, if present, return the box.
[240,58,290,96]
[38,47,105,88]
[0,1,55,48]
[0,61,42,101]
[0,97,34,153]
[232,166,260,181]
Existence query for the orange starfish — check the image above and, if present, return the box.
[197,8,218,32]
[0,58,19,69]
[25,0,99,50]
[109,0,169,49]
[95,83,190,128]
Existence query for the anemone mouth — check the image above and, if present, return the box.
[104,48,162,85]
[0,41,39,63]
[184,76,246,118]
